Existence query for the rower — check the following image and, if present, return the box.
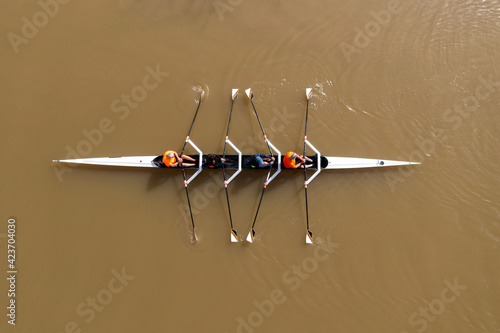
[250,153,275,168]
[205,154,225,169]
[283,151,312,169]
[163,150,196,167]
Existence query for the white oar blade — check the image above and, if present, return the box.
[199,90,205,101]
[232,89,239,100]
[306,88,312,100]
[231,229,238,243]
[306,230,313,244]
[193,228,198,242]
[245,88,253,100]
[246,229,254,243]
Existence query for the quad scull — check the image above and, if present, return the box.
[53,88,420,243]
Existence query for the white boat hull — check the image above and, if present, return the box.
[53,156,420,169]
[53,156,158,168]
[324,157,420,170]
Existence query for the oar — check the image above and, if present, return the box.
[247,185,266,243]
[304,88,313,244]
[245,88,273,243]
[223,89,239,242]
[180,92,204,156]
[245,89,273,156]
[180,91,205,241]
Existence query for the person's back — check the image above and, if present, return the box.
[283,151,312,169]
[162,150,196,167]
[283,152,299,169]
[163,151,177,167]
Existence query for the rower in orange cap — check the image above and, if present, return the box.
[283,151,312,169]
[162,150,196,167]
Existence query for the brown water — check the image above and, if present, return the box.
[2,0,500,332]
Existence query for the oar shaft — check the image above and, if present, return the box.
[250,99,273,156]
[304,185,310,229]
[223,99,235,156]
[251,184,267,229]
[182,170,196,231]
[304,95,311,232]
[223,174,235,229]
[249,97,275,188]
[222,168,235,227]
[247,91,274,238]
[180,97,203,155]
[178,93,203,241]
[303,98,309,154]
[223,91,239,238]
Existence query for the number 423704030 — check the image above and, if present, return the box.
[7,219,16,269]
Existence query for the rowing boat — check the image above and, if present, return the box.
[52,154,419,170]
[53,88,420,243]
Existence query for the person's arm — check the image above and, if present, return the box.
[174,152,182,164]
[171,161,179,167]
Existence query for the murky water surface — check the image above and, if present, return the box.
[1,0,500,332]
